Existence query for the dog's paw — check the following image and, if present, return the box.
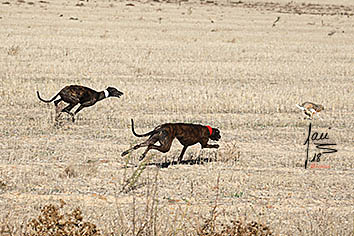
[215,144,220,148]
[121,151,128,157]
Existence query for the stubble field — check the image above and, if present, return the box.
[0,0,353,235]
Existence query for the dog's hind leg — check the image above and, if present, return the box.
[54,98,63,107]
[137,132,173,161]
[121,141,149,157]
[54,102,66,121]
[139,142,172,161]
[121,136,159,157]
[139,133,173,161]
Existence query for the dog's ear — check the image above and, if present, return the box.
[106,87,114,93]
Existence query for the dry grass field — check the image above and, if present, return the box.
[0,0,353,235]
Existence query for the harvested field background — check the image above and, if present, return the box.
[0,0,353,235]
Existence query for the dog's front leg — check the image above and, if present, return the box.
[177,146,188,162]
[200,138,219,149]
[201,142,219,149]
[74,105,86,116]
[62,104,76,122]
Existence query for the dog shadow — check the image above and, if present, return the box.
[146,157,216,169]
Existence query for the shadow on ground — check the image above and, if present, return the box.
[146,157,216,168]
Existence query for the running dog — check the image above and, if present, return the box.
[121,119,221,162]
[296,102,324,120]
[37,85,123,122]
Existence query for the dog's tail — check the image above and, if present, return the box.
[296,104,305,111]
[36,91,60,103]
[131,119,157,137]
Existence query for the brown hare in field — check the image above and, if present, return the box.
[296,102,324,120]
[37,85,123,122]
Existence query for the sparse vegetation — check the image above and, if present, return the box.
[0,0,353,235]
[7,45,20,56]
[197,219,273,236]
[26,202,101,236]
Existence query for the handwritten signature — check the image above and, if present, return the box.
[303,123,337,169]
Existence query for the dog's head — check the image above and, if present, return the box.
[210,128,221,141]
[107,87,124,98]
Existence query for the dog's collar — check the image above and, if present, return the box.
[206,125,212,136]
[104,89,109,98]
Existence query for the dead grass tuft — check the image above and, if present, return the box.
[0,216,13,236]
[63,165,78,178]
[196,174,273,236]
[26,201,101,236]
[0,179,8,190]
[7,45,20,56]
[197,219,273,236]
[219,141,241,163]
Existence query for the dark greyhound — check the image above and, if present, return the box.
[37,85,123,122]
[121,119,221,162]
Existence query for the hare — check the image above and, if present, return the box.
[296,102,324,120]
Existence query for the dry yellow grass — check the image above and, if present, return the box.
[0,0,353,235]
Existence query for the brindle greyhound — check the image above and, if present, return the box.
[296,102,324,120]
[121,119,221,162]
[37,85,123,122]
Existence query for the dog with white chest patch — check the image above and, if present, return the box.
[37,85,123,122]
